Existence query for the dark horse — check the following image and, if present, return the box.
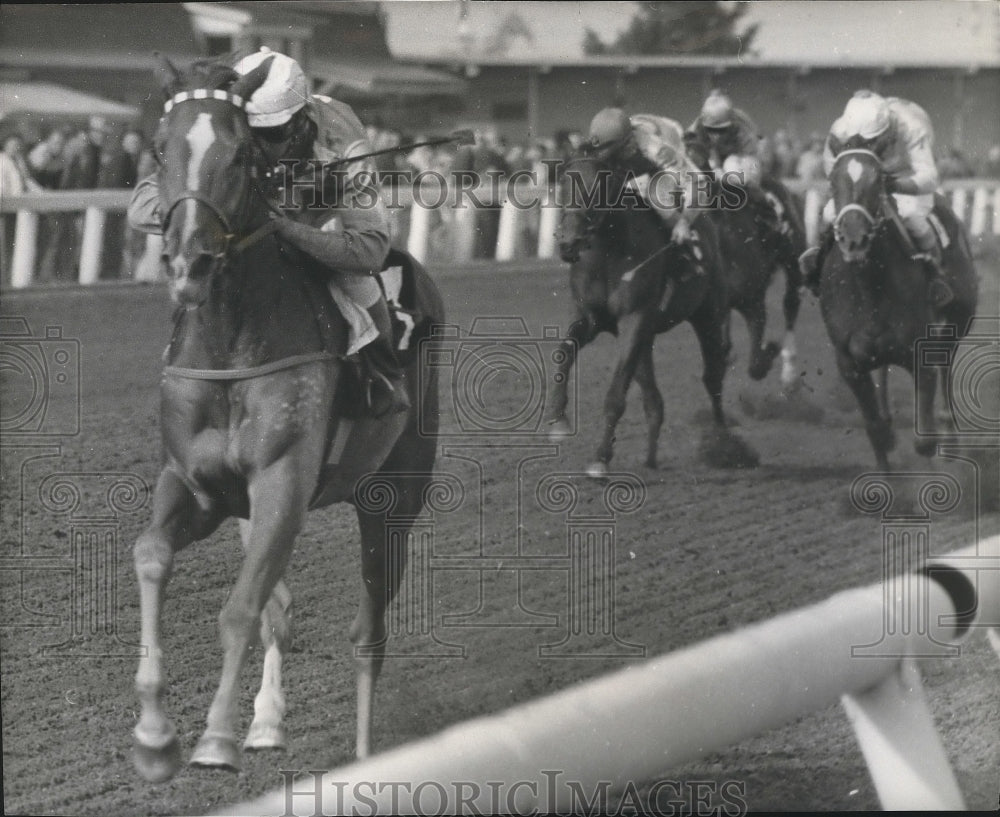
[818,144,977,469]
[710,174,807,389]
[131,58,444,782]
[545,152,737,475]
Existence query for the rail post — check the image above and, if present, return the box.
[537,200,560,259]
[494,196,521,261]
[78,206,106,285]
[11,210,39,288]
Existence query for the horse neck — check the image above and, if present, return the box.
[839,224,919,313]
[172,240,324,368]
[604,207,665,267]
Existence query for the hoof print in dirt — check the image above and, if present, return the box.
[698,428,760,469]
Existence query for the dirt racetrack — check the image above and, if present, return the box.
[2,261,998,815]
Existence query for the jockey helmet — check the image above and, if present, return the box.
[840,90,891,140]
[701,90,733,129]
[588,108,631,149]
[233,47,309,128]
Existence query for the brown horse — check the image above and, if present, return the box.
[131,57,444,782]
[818,144,977,469]
[545,152,753,475]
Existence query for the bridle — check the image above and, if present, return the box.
[830,148,886,243]
[158,88,278,257]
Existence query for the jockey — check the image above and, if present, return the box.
[684,90,793,241]
[128,47,407,416]
[799,90,952,305]
[586,107,704,252]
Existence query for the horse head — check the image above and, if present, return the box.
[828,137,885,264]
[153,55,272,306]
[556,150,620,263]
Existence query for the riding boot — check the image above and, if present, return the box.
[353,300,410,417]
[912,232,953,308]
[798,226,835,296]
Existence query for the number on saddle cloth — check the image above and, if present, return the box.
[378,248,429,358]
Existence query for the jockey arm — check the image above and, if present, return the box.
[886,132,938,196]
[274,190,390,276]
[127,173,164,234]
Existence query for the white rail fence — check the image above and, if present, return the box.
[2,179,999,288]
[223,534,999,815]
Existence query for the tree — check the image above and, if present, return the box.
[584,1,758,57]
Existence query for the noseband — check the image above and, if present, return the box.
[831,148,886,243]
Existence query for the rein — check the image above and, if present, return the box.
[159,87,331,382]
[164,351,336,381]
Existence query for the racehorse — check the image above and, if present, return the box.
[131,56,444,782]
[818,142,977,469]
[709,174,806,388]
[545,151,740,475]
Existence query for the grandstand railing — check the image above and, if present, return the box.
[2,179,999,288]
[221,534,998,815]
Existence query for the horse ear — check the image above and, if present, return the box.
[153,51,181,97]
[828,133,844,157]
[231,56,273,102]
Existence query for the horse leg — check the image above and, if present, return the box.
[591,312,648,477]
[779,282,801,392]
[836,353,895,470]
[309,411,409,508]
[133,469,224,783]
[875,366,891,422]
[690,305,728,428]
[908,356,939,458]
[241,518,293,751]
[739,300,780,381]
[191,458,315,771]
[632,344,664,469]
[546,315,598,439]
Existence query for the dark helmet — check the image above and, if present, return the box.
[588,107,631,149]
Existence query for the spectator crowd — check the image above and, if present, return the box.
[1,116,147,283]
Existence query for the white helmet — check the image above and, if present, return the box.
[700,90,733,129]
[838,90,891,140]
[233,47,309,127]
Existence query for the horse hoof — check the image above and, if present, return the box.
[190,734,241,771]
[748,342,781,381]
[244,722,288,751]
[586,462,608,479]
[134,735,182,783]
[547,418,573,440]
[914,438,937,458]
